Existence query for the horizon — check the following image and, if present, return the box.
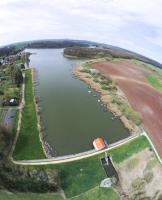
[0,0,162,63]
[1,38,162,65]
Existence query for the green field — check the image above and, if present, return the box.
[109,135,150,163]
[13,69,45,160]
[146,75,162,92]
[60,135,149,197]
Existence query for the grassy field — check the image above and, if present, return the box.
[0,187,119,200]
[146,75,162,92]
[13,69,45,160]
[109,135,150,163]
[44,153,106,198]
[0,136,150,199]
[25,135,150,198]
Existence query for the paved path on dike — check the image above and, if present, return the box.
[12,134,142,165]
[12,129,162,166]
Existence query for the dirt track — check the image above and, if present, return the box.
[92,60,162,158]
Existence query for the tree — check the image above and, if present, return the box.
[0,125,12,159]
[0,125,11,142]
[14,68,23,86]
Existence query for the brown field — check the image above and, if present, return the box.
[92,60,162,158]
[116,148,162,199]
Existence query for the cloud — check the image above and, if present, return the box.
[0,0,162,62]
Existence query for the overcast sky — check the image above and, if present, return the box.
[0,0,162,62]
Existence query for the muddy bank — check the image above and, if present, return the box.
[74,64,140,135]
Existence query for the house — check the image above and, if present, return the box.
[2,97,19,106]
[93,137,108,150]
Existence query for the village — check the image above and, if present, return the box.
[0,50,30,129]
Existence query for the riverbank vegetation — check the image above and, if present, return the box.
[13,69,45,160]
[80,62,142,126]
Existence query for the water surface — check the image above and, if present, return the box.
[29,49,129,155]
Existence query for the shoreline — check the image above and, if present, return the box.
[63,54,79,59]
[74,63,140,135]
[32,68,57,158]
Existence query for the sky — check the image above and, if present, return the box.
[0,0,162,63]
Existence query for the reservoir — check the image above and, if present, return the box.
[28,49,129,156]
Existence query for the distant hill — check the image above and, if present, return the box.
[0,39,162,68]
[64,46,162,69]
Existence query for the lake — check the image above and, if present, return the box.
[28,49,129,156]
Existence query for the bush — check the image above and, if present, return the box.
[93,78,99,83]
[0,90,4,95]
[131,177,146,190]
[143,171,153,183]
[100,79,111,85]
[111,96,123,105]
[92,73,100,78]
[80,68,90,73]
[100,75,106,80]
[101,85,109,90]
[120,102,142,125]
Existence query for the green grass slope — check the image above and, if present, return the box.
[13,69,45,160]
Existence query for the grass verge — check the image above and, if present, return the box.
[0,191,62,200]
[13,69,45,160]
[109,135,150,163]
[0,187,119,200]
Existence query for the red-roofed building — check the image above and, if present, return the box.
[93,138,108,150]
